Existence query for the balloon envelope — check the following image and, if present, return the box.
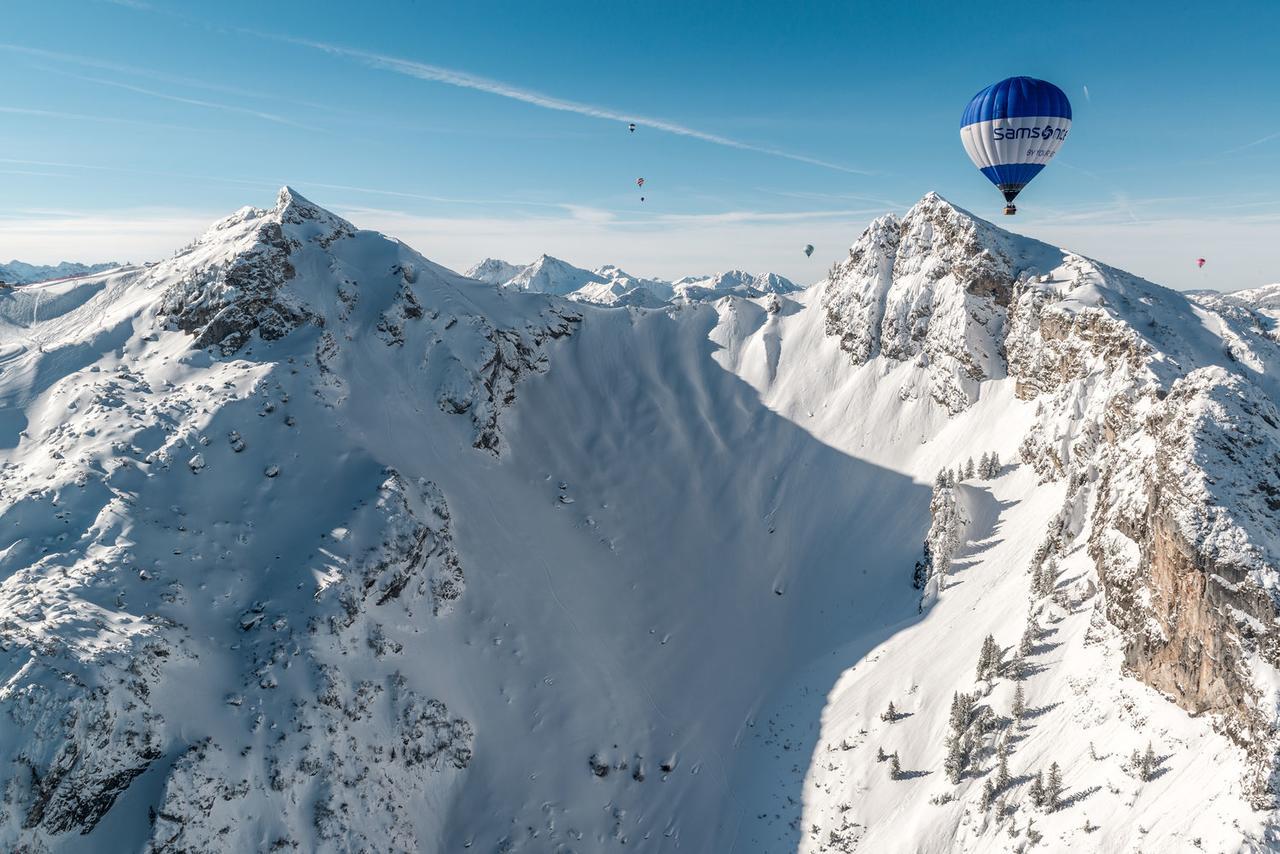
[636,178,645,187]
[960,77,1071,207]
[1197,258,1206,268]
[804,244,814,257]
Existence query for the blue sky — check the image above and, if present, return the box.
[2,0,1278,289]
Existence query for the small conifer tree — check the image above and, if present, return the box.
[1029,770,1045,808]
[995,740,1011,791]
[1012,681,1026,721]
[1140,742,1156,781]
[1045,762,1063,812]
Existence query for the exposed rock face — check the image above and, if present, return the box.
[823,193,1015,413]
[155,188,350,355]
[825,192,1280,803]
[1092,367,1280,802]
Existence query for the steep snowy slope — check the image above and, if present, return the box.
[0,188,930,852]
[1,188,1277,853]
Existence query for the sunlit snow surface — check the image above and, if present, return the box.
[0,188,1274,851]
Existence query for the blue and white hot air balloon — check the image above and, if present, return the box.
[960,76,1071,215]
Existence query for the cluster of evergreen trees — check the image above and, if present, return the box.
[1032,557,1058,598]
[876,746,902,780]
[944,691,996,784]
[917,483,966,598]
[1028,762,1065,812]
[933,451,1002,491]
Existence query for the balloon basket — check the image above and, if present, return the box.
[1004,205,1017,216]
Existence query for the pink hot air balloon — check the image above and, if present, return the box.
[1197,258,1206,268]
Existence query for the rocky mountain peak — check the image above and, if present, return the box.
[821,192,1026,412]
[273,185,358,245]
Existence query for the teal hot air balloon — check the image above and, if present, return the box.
[804,244,814,257]
[960,76,1071,215]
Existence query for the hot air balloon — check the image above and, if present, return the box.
[804,244,815,257]
[1197,258,1206,269]
[636,177,645,188]
[628,122,636,133]
[960,76,1072,215]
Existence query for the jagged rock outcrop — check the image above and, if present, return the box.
[1092,367,1280,802]
[155,188,351,354]
[823,192,1280,803]
[823,193,1014,413]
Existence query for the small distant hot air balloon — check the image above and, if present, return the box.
[636,177,645,188]
[804,244,815,257]
[628,122,636,133]
[961,76,1072,215]
[1197,258,1206,269]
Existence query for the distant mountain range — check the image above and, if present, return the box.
[0,259,119,285]
[465,254,801,306]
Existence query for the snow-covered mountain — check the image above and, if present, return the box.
[1198,282,1280,327]
[466,255,797,308]
[1,188,1278,852]
[493,253,602,296]
[0,259,120,285]
[671,269,802,302]
[463,257,523,286]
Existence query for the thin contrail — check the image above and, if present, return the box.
[56,72,320,130]
[78,7,873,175]
[0,105,199,132]
[1223,130,1280,154]
[273,35,871,176]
